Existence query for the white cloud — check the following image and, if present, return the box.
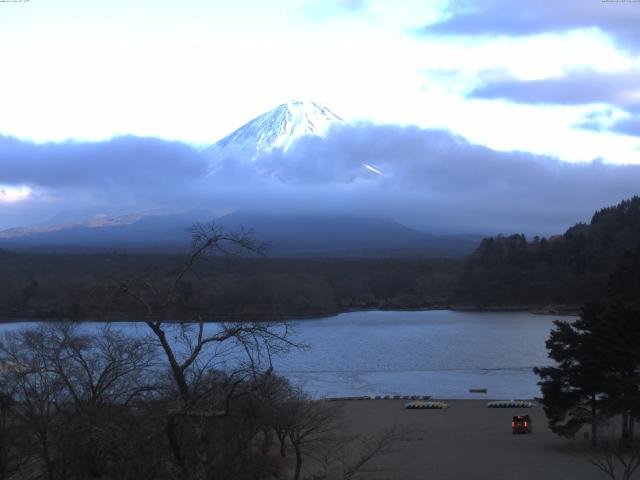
[0,185,31,204]
[0,0,639,166]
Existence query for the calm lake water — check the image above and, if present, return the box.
[0,310,569,399]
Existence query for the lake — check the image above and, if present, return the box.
[0,310,568,399]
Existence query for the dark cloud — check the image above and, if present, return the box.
[0,135,206,189]
[0,135,210,227]
[611,114,640,137]
[1,126,640,235]
[469,69,640,107]
[470,70,640,138]
[628,104,640,114]
[204,124,640,234]
[422,0,640,49]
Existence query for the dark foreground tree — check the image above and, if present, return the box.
[534,303,609,447]
[0,390,22,480]
[116,222,300,480]
[535,247,640,448]
[0,323,159,480]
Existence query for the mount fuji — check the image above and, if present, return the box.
[0,101,483,255]
[209,100,346,155]
[206,100,384,178]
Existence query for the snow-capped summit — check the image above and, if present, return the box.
[211,100,346,154]
[205,100,384,178]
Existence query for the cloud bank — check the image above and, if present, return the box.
[1,125,639,235]
[470,70,640,108]
[0,135,206,188]
[613,115,640,137]
[416,2,640,141]
[468,69,640,138]
[423,0,640,50]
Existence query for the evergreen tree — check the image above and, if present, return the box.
[535,247,640,447]
[534,303,609,447]
[594,249,640,446]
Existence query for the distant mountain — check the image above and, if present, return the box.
[217,211,420,254]
[216,211,480,257]
[0,212,147,239]
[210,100,345,155]
[0,210,212,252]
[0,209,481,257]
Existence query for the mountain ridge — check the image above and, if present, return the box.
[0,209,482,257]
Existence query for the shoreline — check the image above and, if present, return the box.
[322,395,538,402]
[0,304,580,324]
[0,304,580,323]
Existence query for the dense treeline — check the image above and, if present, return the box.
[534,247,640,478]
[456,196,640,307]
[0,252,459,321]
[2,196,640,320]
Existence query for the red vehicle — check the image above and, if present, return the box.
[512,415,532,434]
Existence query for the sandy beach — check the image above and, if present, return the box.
[335,399,603,480]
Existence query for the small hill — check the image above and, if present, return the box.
[456,196,640,306]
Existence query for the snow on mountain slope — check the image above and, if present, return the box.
[205,100,384,178]
[210,100,346,155]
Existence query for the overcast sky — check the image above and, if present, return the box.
[1,1,640,234]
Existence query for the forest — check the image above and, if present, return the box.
[0,223,405,480]
[1,196,640,321]
[457,196,640,306]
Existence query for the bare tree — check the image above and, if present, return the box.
[0,328,68,480]
[262,375,300,458]
[116,222,299,480]
[39,323,157,408]
[339,428,407,480]
[0,323,160,480]
[586,436,640,480]
[0,389,23,480]
[0,223,408,480]
[287,398,342,480]
[283,392,409,480]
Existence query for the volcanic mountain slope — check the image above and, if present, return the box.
[210,100,346,155]
[0,209,482,257]
[0,210,213,252]
[205,100,384,179]
[0,101,482,255]
[216,211,473,256]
